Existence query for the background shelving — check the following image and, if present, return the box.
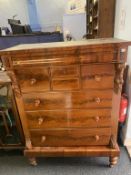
[86,0,116,39]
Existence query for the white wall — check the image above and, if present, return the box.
[36,0,67,32]
[114,0,131,139]
[0,0,29,30]
[63,13,86,40]
[35,0,86,32]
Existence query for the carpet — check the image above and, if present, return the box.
[0,147,130,175]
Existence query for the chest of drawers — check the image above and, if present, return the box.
[0,38,130,167]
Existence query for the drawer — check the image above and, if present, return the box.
[26,109,111,129]
[52,78,80,91]
[23,90,113,111]
[81,64,115,89]
[30,128,111,147]
[80,52,115,63]
[14,67,50,93]
[51,65,79,78]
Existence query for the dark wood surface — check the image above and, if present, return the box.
[23,90,113,110]
[26,109,111,129]
[0,38,131,167]
[30,128,111,147]
[86,0,116,39]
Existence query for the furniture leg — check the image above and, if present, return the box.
[109,157,118,168]
[29,157,37,166]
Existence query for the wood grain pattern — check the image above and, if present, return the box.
[14,67,50,93]
[26,109,111,129]
[51,65,79,78]
[82,76,114,89]
[23,90,113,111]
[1,38,130,166]
[24,145,120,157]
[80,52,115,63]
[30,128,111,147]
[52,78,80,91]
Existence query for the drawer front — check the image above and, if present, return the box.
[51,65,80,91]
[51,65,79,78]
[26,109,111,129]
[80,52,115,63]
[12,56,78,67]
[30,128,111,147]
[14,67,50,93]
[52,78,80,91]
[23,90,113,111]
[81,64,115,89]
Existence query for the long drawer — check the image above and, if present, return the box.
[26,109,111,129]
[23,90,113,111]
[30,128,111,147]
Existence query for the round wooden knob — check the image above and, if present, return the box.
[95,116,100,122]
[35,99,41,107]
[95,97,101,104]
[38,117,44,125]
[95,135,100,141]
[41,136,46,143]
[95,75,101,82]
[31,78,36,85]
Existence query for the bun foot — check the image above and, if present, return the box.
[29,158,37,166]
[109,157,118,168]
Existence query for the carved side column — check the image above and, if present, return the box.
[7,70,37,165]
[114,63,125,94]
[109,136,119,168]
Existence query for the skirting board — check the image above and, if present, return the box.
[124,138,131,147]
[126,146,131,158]
[124,138,131,158]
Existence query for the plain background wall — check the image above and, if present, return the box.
[35,0,67,32]
[35,0,86,32]
[63,13,86,40]
[0,0,29,30]
[27,0,41,31]
[114,0,131,139]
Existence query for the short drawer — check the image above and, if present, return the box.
[51,65,79,78]
[30,128,111,147]
[52,78,80,91]
[26,109,111,129]
[14,66,50,93]
[23,90,113,111]
[81,64,115,89]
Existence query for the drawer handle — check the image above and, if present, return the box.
[35,99,41,107]
[95,97,101,104]
[30,78,36,85]
[95,135,100,141]
[94,75,101,82]
[41,136,46,143]
[95,116,100,122]
[38,117,44,125]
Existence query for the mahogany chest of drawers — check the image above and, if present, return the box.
[0,38,130,167]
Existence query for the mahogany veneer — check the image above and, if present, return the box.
[0,38,131,167]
